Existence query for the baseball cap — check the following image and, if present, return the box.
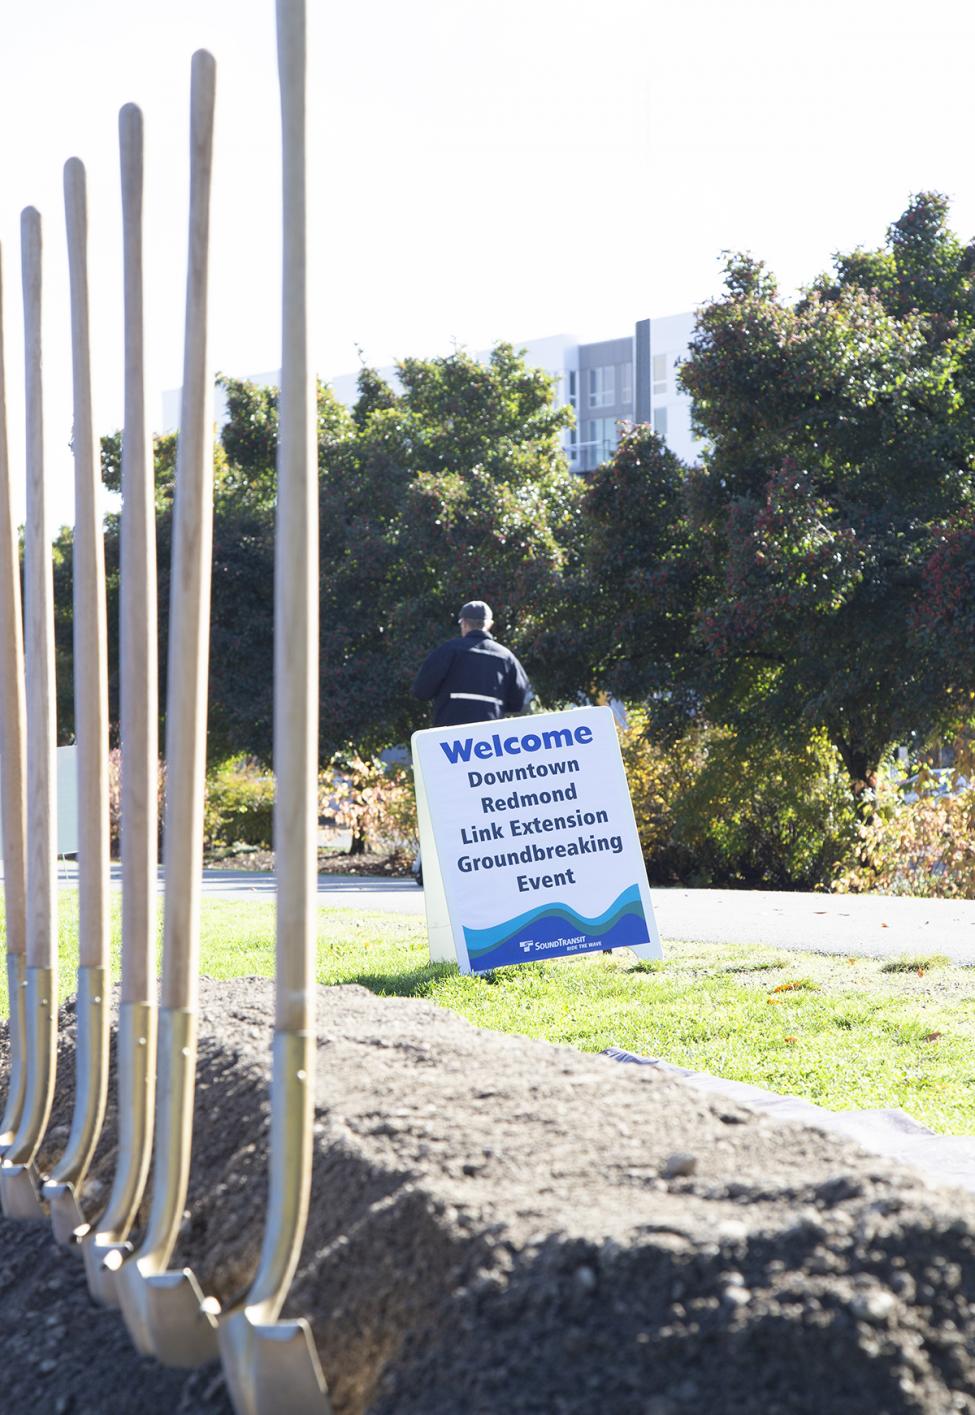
[458,600,492,624]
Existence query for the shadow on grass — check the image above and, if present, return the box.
[720,959,789,974]
[346,960,457,998]
[881,953,952,974]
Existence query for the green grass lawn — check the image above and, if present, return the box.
[3,893,975,1135]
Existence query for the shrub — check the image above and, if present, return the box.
[319,754,417,860]
[835,771,975,898]
[204,756,276,850]
[672,727,859,890]
[617,708,707,880]
[618,711,859,889]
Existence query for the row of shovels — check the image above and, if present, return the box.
[0,3,330,1411]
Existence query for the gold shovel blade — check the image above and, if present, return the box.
[80,1231,131,1307]
[216,1034,329,1414]
[219,1310,330,1415]
[41,1180,85,1245]
[0,1160,47,1219]
[116,1257,220,1366]
[113,1007,219,1365]
[79,1000,158,1306]
[1,966,56,1217]
[41,966,109,1248]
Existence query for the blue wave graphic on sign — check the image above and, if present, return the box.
[462,884,648,972]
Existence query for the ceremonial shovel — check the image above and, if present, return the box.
[79,102,159,1306]
[43,157,112,1246]
[0,245,28,1157]
[218,2,329,1408]
[0,208,59,1220]
[115,49,221,1367]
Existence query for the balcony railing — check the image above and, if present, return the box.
[569,438,618,472]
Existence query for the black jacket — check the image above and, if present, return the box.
[412,630,531,727]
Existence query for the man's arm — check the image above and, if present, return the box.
[412,643,451,700]
[504,654,531,714]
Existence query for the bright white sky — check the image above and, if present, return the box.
[2,0,975,528]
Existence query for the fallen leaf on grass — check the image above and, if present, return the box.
[916,968,926,978]
[847,958,858,966]
[766,997,782,1005]
[784,1035,798,1045]
[924,1031,943,1043]
[881,923,889,929]
[772,981,804,993]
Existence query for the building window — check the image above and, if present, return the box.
[578,417,619,470]
[652,352,667,395]
[653,406,668,439]
[568,369,577,404]
[588,365,615,408]
[620,361,633,406]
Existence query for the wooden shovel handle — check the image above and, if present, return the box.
[21,207,57,973]
[64,158,111,973]
[0,245,28,960]
[119,104,159,1007]
[161,51,216,1013]
[275,0,317,1033]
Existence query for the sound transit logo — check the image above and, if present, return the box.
[518,935,586,954]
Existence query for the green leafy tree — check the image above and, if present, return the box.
[203,376,353,761]
[209,353,577,759]
[544,424,702,718]
[916,521,975,691]
[314,345,578,753]
[581,193,975,793]
[55,433,175,747]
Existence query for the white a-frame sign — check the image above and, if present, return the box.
[412,705,663,974]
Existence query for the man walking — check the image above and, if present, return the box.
[412,600,531,726]
[410,602,530,886]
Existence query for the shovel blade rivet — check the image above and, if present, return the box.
[296,1070,306,1082]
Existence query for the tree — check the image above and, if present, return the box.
[315,345,578,753]
[55,432,177,748]
[204,376,353,761]
[542,424,703,719]
[580,193,975,793]
[211,351,577,756]
[915,521,975,689]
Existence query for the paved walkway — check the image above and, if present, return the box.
[651,886,975,963]
[29,866,975,960]
[44,861,429,915]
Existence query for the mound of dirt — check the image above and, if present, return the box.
[2,978,975,1413]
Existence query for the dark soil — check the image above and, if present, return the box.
[3,979,975,1413]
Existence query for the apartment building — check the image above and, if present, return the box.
[330,313,701,471]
